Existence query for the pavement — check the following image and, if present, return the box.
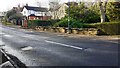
[0,23,119,67]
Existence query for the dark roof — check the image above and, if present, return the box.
[24,6,48,12]
[65,2,78,6]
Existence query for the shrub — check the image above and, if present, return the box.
[66,3,101,23]
[53,18,84,28]
[106,2,120,22]
[82,23,97,28]
[81,22,120,35]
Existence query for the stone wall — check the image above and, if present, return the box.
[35,26,98,35]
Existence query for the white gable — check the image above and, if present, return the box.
[22,7,29,16]
[21,6,51,17]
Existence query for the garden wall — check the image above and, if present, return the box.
[34,26,98,35]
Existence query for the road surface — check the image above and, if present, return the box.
[0,23,119,67]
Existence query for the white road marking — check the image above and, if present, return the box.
[0,40,5,47]
[24,34,37,38]
[10,28,15,29]
[3,34,13,38]
[30,31,33,32]
[0,33,5,35]
[57,35,68,37]
[19,29,26,32]
[106,41,119,44]
[22,34,49,39]
[45,40,83,50]
[38,31,44,32]
[21,46,33,51]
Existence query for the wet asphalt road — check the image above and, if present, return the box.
[0,24,118,67]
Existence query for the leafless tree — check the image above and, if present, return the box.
[49,0,60,19]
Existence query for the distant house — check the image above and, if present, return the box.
[49,4,61,19]
[0,11,6,21]
[12,5,23,13]
[49,2,78,20]
[21,5,51,20]
[0,12,6,17]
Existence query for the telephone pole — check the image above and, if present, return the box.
[67,0,70,34]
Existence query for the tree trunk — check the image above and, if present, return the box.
[99,2,105,23]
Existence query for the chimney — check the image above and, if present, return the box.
[18,4,20,8]
[26,3,28,6]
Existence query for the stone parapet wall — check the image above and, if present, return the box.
[35,26,98,35]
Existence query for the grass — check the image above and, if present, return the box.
[2,21,13,26]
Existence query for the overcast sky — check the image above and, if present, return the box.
[0,0,79,12]
[0,0,117,12]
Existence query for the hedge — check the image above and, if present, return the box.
[82,22,120,35]
[96,22,120,35]
[28,20,60,28]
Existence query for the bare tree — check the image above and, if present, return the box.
[49,0,60,9]
[49,0,60,19]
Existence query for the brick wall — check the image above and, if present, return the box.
[28,16,51,20]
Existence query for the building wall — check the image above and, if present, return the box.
[29,10,35,15]
[28,16,51,20]
[58,4,68,19]
[57,4,68,19]
[28,16,36,20]
[50,4,68,20]
[42,16,51,20]
[22,7,51,20]
[0,12,6,16]
[22,8,29,16]
[51,11,58,19]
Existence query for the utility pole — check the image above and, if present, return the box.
[67,0,70,34]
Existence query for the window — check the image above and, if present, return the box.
[24,11,26,14]
[34,18,36,20]
[37,17,39,19]
[45,13,47,16]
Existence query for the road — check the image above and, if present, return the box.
[0,23,119,67]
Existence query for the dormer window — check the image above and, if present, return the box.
[45,13,47,16]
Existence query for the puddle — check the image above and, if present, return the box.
[3,35,13,38]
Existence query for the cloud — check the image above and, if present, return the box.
[0,0,75,11]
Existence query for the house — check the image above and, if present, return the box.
[0,11,6,21]
[9,5,24,25]
[49,2,78,20]
[49,4,61,19]
[0,12,6,17]
[21,5,51,20]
